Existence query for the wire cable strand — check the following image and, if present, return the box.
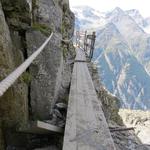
[0,32,54,97]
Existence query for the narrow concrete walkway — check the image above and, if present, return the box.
[63,48,116,150]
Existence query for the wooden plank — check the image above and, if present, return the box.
[18,121,63,134]
[63,48,116,150]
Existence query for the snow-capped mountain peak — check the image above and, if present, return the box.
[110,7,124,14]
[126,9,146,27]
[126,9,141,17]
[73,6,150,110]
[71,6,107,30]
[72,6,150,33]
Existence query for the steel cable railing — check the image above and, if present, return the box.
[0,30,92,97]
[0,32,54,97]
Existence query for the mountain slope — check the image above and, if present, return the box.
[126,9,146,27]
[126,9,150,34]
[106,7,150,73]
[72,6,150,70]
[95,24,150,109]
[72,6,150,109]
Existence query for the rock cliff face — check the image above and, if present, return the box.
[26,0,75,120]
[0,2,29,149]
[89,63,150,150]
[0,0,75,149]
[119,109,150,145]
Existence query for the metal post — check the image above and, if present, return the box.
[84,31,87,51]
[89,32,96,61]
[78,31,81,47]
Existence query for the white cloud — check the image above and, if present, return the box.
[69,0,150,17]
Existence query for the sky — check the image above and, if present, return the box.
[69,0,150,18]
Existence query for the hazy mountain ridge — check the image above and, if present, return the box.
[95,23,150,109]
[72,6,150,33]
[72,6,150,109]
[72,6,106,30]
[105,7,150,73]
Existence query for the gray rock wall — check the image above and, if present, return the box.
[27,0,75,120]
[26,30,63,119]
[0,1,29,149]
[0,121,5,150]
[0,0,75,148]
[0,0,29,128]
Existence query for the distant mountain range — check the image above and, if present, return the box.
[72,6,150,109]
[72,6,150,33]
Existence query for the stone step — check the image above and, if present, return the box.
[19,121,63,134]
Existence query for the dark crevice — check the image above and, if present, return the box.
[19,30,33,120]
[28,83,32,120]
[19,30,28,59]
